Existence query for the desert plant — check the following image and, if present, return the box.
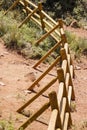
[70,101,76,112]
[0,10,60,63]
[0,119,14,130]
[65,30,87,57]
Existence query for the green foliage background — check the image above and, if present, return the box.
[32,0,87,23]
[0,0,87,24]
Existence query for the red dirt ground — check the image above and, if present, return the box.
[0,34,87,130]
[64,25,87,39]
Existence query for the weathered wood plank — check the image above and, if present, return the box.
[17,102,50,130]
[17,77,57,113]
[70,65,74,79]
[19,1,40,18]
[43,19,61,37]
[57,82,64,108]
[68,86,72,106]
[45,28,59,42]
[25,0,37,8]
[60,97,66,125]
[63,113,69,130]
[28,56,61,90]
[49,91,61,128]
[65,73,70,91]
[35,23,60,45]
[48,109,58,130]
[62,60,68,78]
[18,7,38,28]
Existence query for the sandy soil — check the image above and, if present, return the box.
[0,37,87,130]
[64,26,87,40]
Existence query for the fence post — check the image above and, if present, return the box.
[58,19,66,47]
[58,19,64,32]
[60,48,75,100]
[57,68,72,126]
[60,48,69,74]
[57,68,68,98]
[23,0,29,15]
[58,19,75,78]
[38,2,45,31]
[49,91,62,129]
[64,43,75,78]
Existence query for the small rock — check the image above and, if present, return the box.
[3,51,9,55]
[22,110,32,117]
[25,72,36,82]
[25,72,36,83]
[11,61,15,64]
[0,82,5,86]
[25,72,40,87]
[17,78,20,81]
[75,65,81,70]
[0,53,4,57]
[24,90,32,94]
[15,118,23,123]
[70,20,80,28]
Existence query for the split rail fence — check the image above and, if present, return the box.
[4,1,75,130]
[16,42,75,130]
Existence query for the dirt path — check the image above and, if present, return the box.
[0,38,58,130]
[71,58,87,129]
[64,26,87,39]
[0,38,87,130]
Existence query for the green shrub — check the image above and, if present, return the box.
[66,30,87,56]
[0,0,15,10]
[0,10,58,63]
[0,120,14,130]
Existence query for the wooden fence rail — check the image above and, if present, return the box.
[33,40,62,68]
[28,56,61,90]
[48,109,59,130]
[17,77,58,113]
[18,6,38,28]
[17,101,50,130]
[4,0,19,15]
